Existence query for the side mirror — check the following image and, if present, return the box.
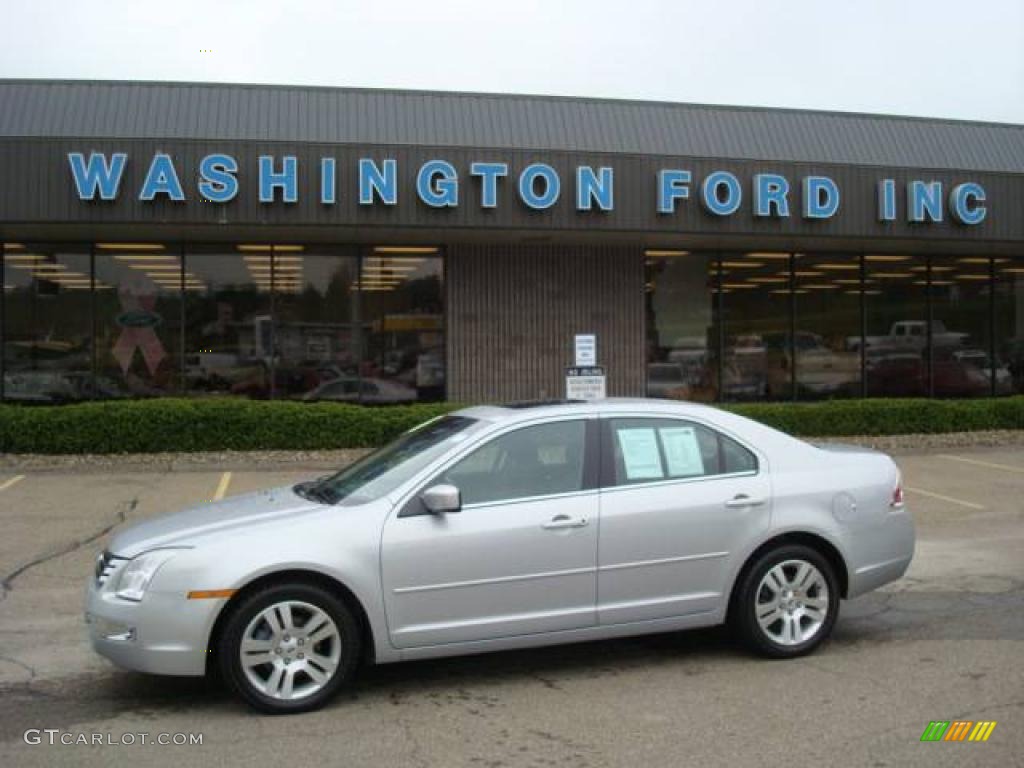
[420,484,461,515]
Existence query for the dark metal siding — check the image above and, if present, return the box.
[1,80,1023,172]
[2,138,1022,243]
[447,245,644,402]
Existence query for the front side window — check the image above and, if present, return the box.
[606,418,756,487]
[437,420,587,506]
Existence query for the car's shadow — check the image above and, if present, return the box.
[1,625,733,733]
[6,585,1020,729]
[350,625,735,702]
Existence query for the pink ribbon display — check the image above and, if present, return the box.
[111,284,167,376]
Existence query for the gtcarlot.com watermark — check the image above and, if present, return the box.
[24,729,203,746]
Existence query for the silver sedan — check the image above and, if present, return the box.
[85,399,915,713]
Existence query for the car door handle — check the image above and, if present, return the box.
[542,515,589,530]
[724,494,767,509]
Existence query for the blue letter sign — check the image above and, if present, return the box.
[576,166,613,211]
[701,171,742,216]
[657,170,692,214]
[803,176,840,219]
[416,160,459,207]
[877,179,897,222]
[359,158,397,205]
[908,181,943,222]
[139,153,185,201]
[320,157,336,205]
[259,155,298,203]
[470,162,508,208]
[949,182,986,225]
[519,164,561,209]
[198,154,239,203]
[754,174,791,218]
[68,152,127,200]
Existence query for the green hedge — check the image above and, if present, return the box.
[728,397,1024,437]
[0,399,458,454]
[0,397,1021,454]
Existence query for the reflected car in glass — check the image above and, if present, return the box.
[85,399,915,713]
[300,376,418,404]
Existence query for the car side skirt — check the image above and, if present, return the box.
[376,607,727,664]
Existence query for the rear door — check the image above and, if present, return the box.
[597,416,770,625]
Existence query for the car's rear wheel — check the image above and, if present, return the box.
[219,582,360,714]
[733,544,839,658]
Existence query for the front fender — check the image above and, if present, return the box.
[147,504,393,664]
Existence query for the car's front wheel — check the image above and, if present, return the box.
[218,582,360,714]
[733,544,839,658]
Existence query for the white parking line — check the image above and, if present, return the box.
[904,486,985,510]
[213,472,232,501]
[937,454,1024,474]
[0,474,25,492]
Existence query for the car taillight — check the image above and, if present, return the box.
[891,482,904,507]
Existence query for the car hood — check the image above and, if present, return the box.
[108,485,323,558]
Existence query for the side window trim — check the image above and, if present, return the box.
[600,468,759,495]
[598,415,760,491]
[582,418,601,492]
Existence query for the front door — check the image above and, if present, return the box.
[381,418,599,649]
[597,416,770,624]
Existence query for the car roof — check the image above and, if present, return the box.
[454,398,732,425]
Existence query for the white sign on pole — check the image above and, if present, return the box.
[574,334,596,366]
[566,366,606,401]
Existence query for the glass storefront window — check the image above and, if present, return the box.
[931,256,993,398]
[3,240,1019,406]
[183,246,273,398]
[721,251,793,401]
[793,253,862,399]
[271,246,360,400]
[94,243,182,397]
[864,253,928,397]
[994,254,1024,396]
[356,247,444,403]
[644,250,718,402]
[3,243,92,403]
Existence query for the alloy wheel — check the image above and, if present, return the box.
[238,600,342,701]
[754,559,829,646]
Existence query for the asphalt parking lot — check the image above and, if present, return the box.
[0,444,1022,767]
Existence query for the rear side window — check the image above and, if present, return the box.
[721,433,758,473]
[606,418,757,487]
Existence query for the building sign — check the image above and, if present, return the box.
[66,152,989,226]
[566,366,606,401]
[574,334,596,366]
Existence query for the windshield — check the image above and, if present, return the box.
[308,415,485,506]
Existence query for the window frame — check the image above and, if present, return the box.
[399,416,601,517]
[598,414,760,491]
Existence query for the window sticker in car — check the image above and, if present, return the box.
[617,428,664,480]
[659,426,705,477]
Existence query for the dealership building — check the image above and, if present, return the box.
[1,79,1023,405]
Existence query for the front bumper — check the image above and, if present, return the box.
[85,579,223,677]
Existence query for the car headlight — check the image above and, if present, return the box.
[115,549,183,602]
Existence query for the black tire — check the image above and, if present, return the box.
[732,544,839,659]
[218,582,361,714]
